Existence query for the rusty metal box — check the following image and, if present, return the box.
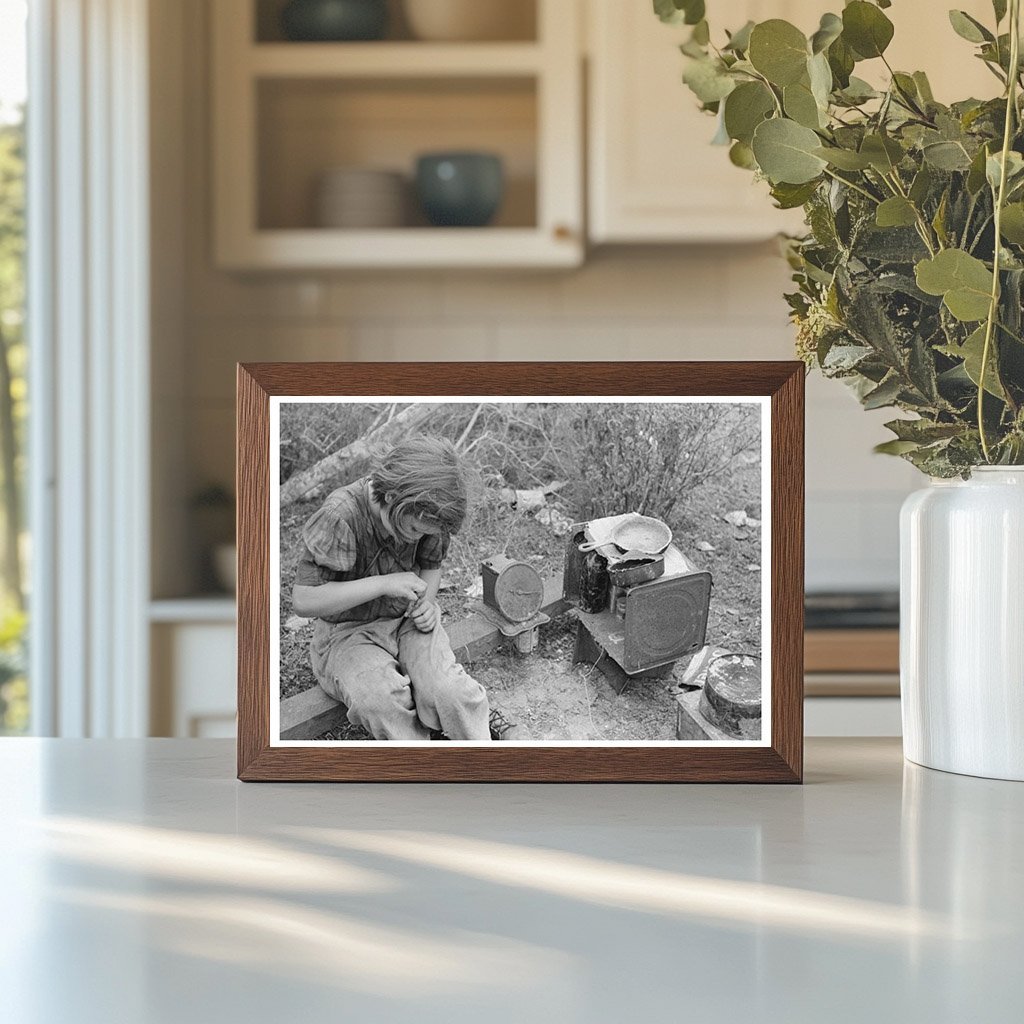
[622,572,712,674]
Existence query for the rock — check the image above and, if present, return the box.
[723,510,762,528]
[535,506,574,535]
[696,541,716,552]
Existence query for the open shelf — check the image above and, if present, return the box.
[254,0,539,44]
[218,227,579,269]
[249,41,544,77]
[257,76,538,232]
[212,0,582,268]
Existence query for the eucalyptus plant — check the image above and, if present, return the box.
[657,0,1024,476]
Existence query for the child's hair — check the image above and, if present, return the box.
[370,435,469,536]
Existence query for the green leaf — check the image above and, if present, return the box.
[653,0,705,26]
[810,12,843,54]
[874,438,922,455]
[813,146,872,170]
[993,0,1008,24]
[729,140,757,169]
[876,197,918,228]
[724,20,755,53]
[986,150,1024,191]
[770,180,820,209]
[748,20,809,86]
[837,76,879,104]
[967,144,991,194]
[860,133,904,173]
[691,19,710,45]
[862,374,903,409]
[922,140,973,171]
[884,418,963,443]
[891,72,924,113]
[751,118,828,184]
[913,71,935,104]
[842,1,894,59]
[915,249,994,321]
[1000,203,1024,245]
[939,325,1006,398]
[784,80,824,129]
[948,10,994,44]
[684,2,706,27]
[807,51,833,109]
[932,190,950,246]
[682,57,736,104]
[827,36,855,89]
[909,164,933,205]
[723,81,775,144]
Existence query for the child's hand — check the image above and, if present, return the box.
[408,598,440,633]
[384,572,427,603]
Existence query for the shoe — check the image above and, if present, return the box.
[489,707,529,741]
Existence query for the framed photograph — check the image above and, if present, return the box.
[237,362,803,782]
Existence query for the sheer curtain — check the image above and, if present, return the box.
[28,0,150,736]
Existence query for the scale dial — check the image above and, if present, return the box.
[482,556,545,623]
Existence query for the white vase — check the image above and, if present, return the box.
[900,467,1024,781]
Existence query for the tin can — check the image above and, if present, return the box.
[579,549,610,613]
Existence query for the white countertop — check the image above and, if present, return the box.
[1,738,1021,1023]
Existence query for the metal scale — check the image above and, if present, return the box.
[476,554,550,654]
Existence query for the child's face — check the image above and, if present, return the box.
[382,499,443,544]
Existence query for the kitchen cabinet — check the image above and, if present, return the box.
[586,0,999,244]
[150,601,237,737]
[211,0,583,269]
[587,0,811,243]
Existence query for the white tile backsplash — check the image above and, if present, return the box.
[182,250,918,592]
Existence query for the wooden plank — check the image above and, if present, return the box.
[278,574,571,736]
[280,687,349,741]
[804,629,899,674]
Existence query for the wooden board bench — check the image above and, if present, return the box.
[279,574,569,740]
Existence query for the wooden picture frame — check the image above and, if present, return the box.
[238,362,804,782]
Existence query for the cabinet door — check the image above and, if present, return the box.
[587,0,996,244]
[587,0,809,243]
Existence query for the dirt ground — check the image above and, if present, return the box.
[278,452,762,741]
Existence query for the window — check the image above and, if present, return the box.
[0,0,28,734]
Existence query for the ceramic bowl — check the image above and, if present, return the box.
[315,168,407,228]
[403,0,534,42]
[281,0,388,42]
[415,152,504,227]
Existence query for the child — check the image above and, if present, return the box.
[292,435,517,741]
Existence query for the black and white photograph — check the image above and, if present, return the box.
[270,396,770,746]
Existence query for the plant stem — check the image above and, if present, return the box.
[884,170,939,255]
[997,319,1024,345]
[979,0,1021,462]
[750,69,784,117]
[822,167,880,204]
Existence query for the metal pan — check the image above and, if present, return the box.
[578,515,672,555]
[608,555,665,588]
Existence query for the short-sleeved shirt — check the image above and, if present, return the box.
[293,477,449,624]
